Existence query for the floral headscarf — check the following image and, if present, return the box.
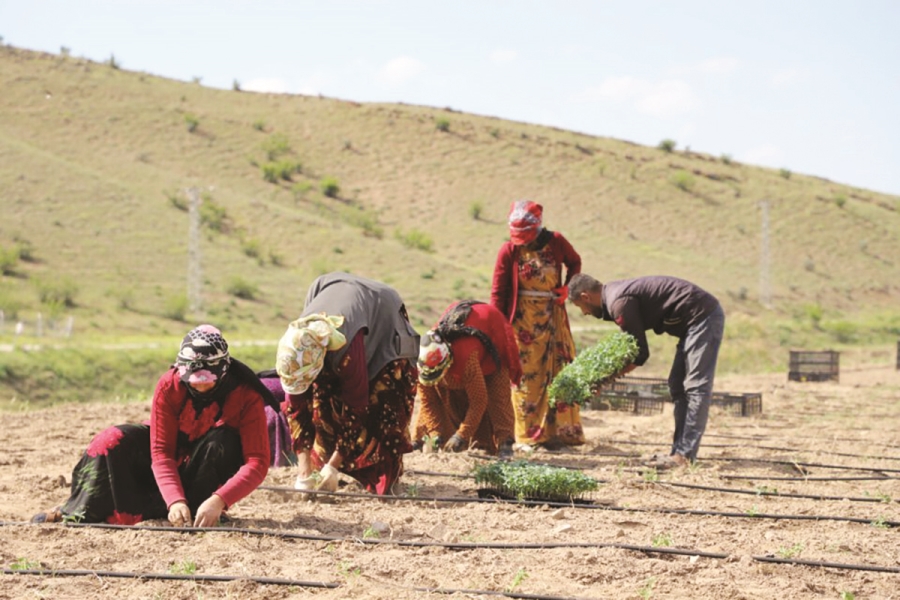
[276,314,347,395]
[175,324,231,388]
[417,330,452,386]
[508,200,543,246]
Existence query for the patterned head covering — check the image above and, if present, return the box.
[276,314,347,395]
[417,330,452,386]
[508,200,543,246]
[175,324,231,387]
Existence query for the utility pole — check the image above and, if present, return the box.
[759,199,771,309]
[187,187,203,316]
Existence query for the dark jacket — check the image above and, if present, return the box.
[600,276,720,366]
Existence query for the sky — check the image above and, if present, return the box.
[3,1,899,196]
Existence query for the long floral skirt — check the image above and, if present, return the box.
[59,424,243,524]
[289,359,416,495]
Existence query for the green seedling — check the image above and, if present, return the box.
[642,468,659,483]
[651,533,673,548]
[168,560,198,575]
[840,591,856,600]
[10,558,40,571]
[746,505,760,517]
[864,490,892,503]
[548,331,638,407]
[362,526,380,539]
[473,460,599,502]
[639,576,656,599]
[338,560,361,578]
[870,516,889,529]
[755,485,778,496]
[507,567,529,592]
[405,482,420,497]
[777,543,804,559]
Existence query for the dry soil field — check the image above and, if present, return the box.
[2,367,900,599]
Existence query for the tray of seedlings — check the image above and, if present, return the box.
[473,460,600,504]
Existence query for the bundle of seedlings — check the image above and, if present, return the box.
[473,460,599,503]
[548,331,638,408]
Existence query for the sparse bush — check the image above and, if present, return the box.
[252,119,266,132]
[779,168,792,179]
[291,181,313,201]
[227,277,259,300]
[241,238,262,259]
[469,200,484,220]
[268,250,284,266]
[167,190,188,211]
[232,79,241,92]
[184,114,199,133]
[108,54,119,69]
[395,228,434,252]
[670,170,696,192]
[35,277,79,308]
[60,46,71,57]
[262,159,301,183]
[834,194,847,208]
[488,128,500,138]
[721,153,733,165]
[0,246,21,275]
[435,117,450,132]
[340,206,383,238]
[321,176,341,198]
[658,139,676,152]
[199,198,228,232]
[262,133,291,161]
[191,76,202,85]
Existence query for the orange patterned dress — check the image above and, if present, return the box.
[510,243,585,446]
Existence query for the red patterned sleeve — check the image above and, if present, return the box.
[214,388,269,508]
[149,370,188,509]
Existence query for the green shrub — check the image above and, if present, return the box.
[262,159,301,183]
[34,277,79,308]
[321,176,341,198]
[252,119,266,132]
[834,194,847,208]
[108,54,119,69]
[658,139,676,152]
[341,206,383,238]
[435,117,450,132]
[262,133,291,160]
[241,238,262,259]
[162,294,188,321]
[395,228,433,252]
[0,245,21,275]
[779,168,792,179]
[184,114,199,133]
[226,277,259,301]
[469,200,484,220]
[199,198,228,232]
[670,170,696,192]
[232,79,241,92]
[721,153,733,165]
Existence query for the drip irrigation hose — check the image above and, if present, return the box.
[0,568,596,600]
[658,481,898,504]
[719,474,895,482]
[254,486,900,528]
[604,438,900,462]
[5,524,900,577]
[706,432,900,451]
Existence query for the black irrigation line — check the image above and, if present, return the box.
[253,486,900,528]
[719,474,897,482]
[658,481,899,504]
[706,432,900,451]
[6,522,900,576]
[604,438,900,462]
[0,567,595,600]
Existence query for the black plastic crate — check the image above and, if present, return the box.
[602,376,670,397]
[587,393,666,415]
[710,392,763,416]
[788,350,840,383]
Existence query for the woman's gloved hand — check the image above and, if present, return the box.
[317,464,340,492]
[443,433,467,453]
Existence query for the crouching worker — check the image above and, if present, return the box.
[414,300,521,458]
[276,272,419,496]
[33,325,273,526]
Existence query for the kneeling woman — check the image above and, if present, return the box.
[276,272,420,496]
[33,325,273,526]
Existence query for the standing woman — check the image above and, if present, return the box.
[276,272,419,496]
[490,200,585,451]
[33,325,272,526]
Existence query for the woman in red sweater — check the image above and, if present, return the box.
[33,325,272,526]
[490,201,585,451]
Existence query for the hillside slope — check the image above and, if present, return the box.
[2,46,899,377]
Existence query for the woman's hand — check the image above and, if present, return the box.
[168,501,192,527]
[193,494,226,527]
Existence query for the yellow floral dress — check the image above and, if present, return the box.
[511,244,585,446]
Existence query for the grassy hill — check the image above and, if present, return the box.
[2,46,899,406]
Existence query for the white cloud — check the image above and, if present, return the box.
[377,56,425,85]
[740,144,785,167]
[242,78,288,94]
[670,57,738,76]
[574,76,698,118]
[295,74,331,96]
[770,68,800,87]
[490,49,518,65]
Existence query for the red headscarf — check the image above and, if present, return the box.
[508,200,543,246]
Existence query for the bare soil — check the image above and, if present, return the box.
[3,368,900,599]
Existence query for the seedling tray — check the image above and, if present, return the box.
[587,393,666,415]
[710,391,763,416]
